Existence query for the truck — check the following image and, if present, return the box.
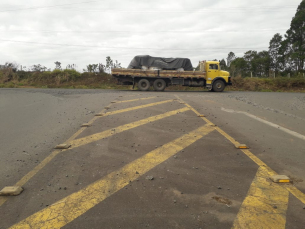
[111,55,232,92]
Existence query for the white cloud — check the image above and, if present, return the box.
[0,0,301,70]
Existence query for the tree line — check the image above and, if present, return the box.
[219,0,305,78]
[2,1,304,79]
[0,56,121,74]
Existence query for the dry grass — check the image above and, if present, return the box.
[1,70,305,92]
[229,77,305,92]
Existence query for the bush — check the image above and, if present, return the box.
[230,76,305,91]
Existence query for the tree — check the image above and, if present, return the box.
[98,63,106,73]
[31,64,47,72]
[285,0,305,72]
[227,52,236,67]
[219,59,227,70]
[105,56,121,72]
[66,64,77,70]
[83,64,98,73]
[113,60,122,68]
[105,56,113,72]
[256,51,271,77]
[279,38,295,73]
[230,58,247,76]
[269,33,283,74]
[54,61,62,70]
[243,50,258,74]
[3,62,19,72]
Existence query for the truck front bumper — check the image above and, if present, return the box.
[227,77,232,86]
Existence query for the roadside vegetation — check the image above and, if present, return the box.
[1,56,305,92]
[218,1,305,79]
[1,1,304,92]
[0,57,129,90]
[1,66,304,92]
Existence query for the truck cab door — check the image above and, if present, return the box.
[208,64,219,80]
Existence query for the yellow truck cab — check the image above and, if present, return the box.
[200,61,231,91]
[112,58,231,92]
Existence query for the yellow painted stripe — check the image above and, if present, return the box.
[69,107,189,150]
[286,186,305,205]
[232,166,289,229]
[0,151,63,206]
[174,96,213,125]
[115,96,156,103]
[0,101,116,207]
[9,124,215,229]
[100,99,174,117]
[0,100,174,206]
[241,149,275,174]
[0,99,171,206]
[1,106,186,207]
[174,96,305,206]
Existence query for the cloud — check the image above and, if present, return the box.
[0,0,301,70]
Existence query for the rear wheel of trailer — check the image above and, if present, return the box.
[153,79,166,91]
[138,79,150,91]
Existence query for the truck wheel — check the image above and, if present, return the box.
[138,79,150,91]
[212,80,225,92]
[153,79,166,91]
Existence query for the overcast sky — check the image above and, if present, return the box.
[0,0,302,71]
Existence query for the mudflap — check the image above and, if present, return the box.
[132,78,135,90]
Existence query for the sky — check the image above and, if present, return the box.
[0,0,302,71]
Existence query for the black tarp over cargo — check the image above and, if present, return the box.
[127,55,194,71]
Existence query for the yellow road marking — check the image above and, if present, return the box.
[286,186,305,205]
[232,166,289,229]
[0,99,176,207]
[99,99,174,117]
[0,104,185,207]
[68,107,189,150]
[174,96,305,205]
[0,100,117,207]
[175,98,214,126]
[9,125,215,229]
[115,96,156,103]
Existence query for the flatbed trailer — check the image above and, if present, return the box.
[112,60,232,92]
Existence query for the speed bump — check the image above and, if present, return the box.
[235,144,249,149]
[81,123,92,127]
[198,115,205,117]
[54,144,71,149]
[270,175,291,183]
[95,113,103,116]
[0,186,23,196]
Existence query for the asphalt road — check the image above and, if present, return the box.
[0,88,304,229]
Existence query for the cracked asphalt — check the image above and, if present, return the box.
[0,88,304,229]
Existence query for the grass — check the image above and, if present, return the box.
[1,69,305,92]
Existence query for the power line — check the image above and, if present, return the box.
[19,8,298,13]
[0,0,100,13]
[1,29,288,34]
[0,39,268,51]
[0,4,300,13]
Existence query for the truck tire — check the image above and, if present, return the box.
[153,79,166,91]
[138,79,150,91]
[212,80,225,92]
